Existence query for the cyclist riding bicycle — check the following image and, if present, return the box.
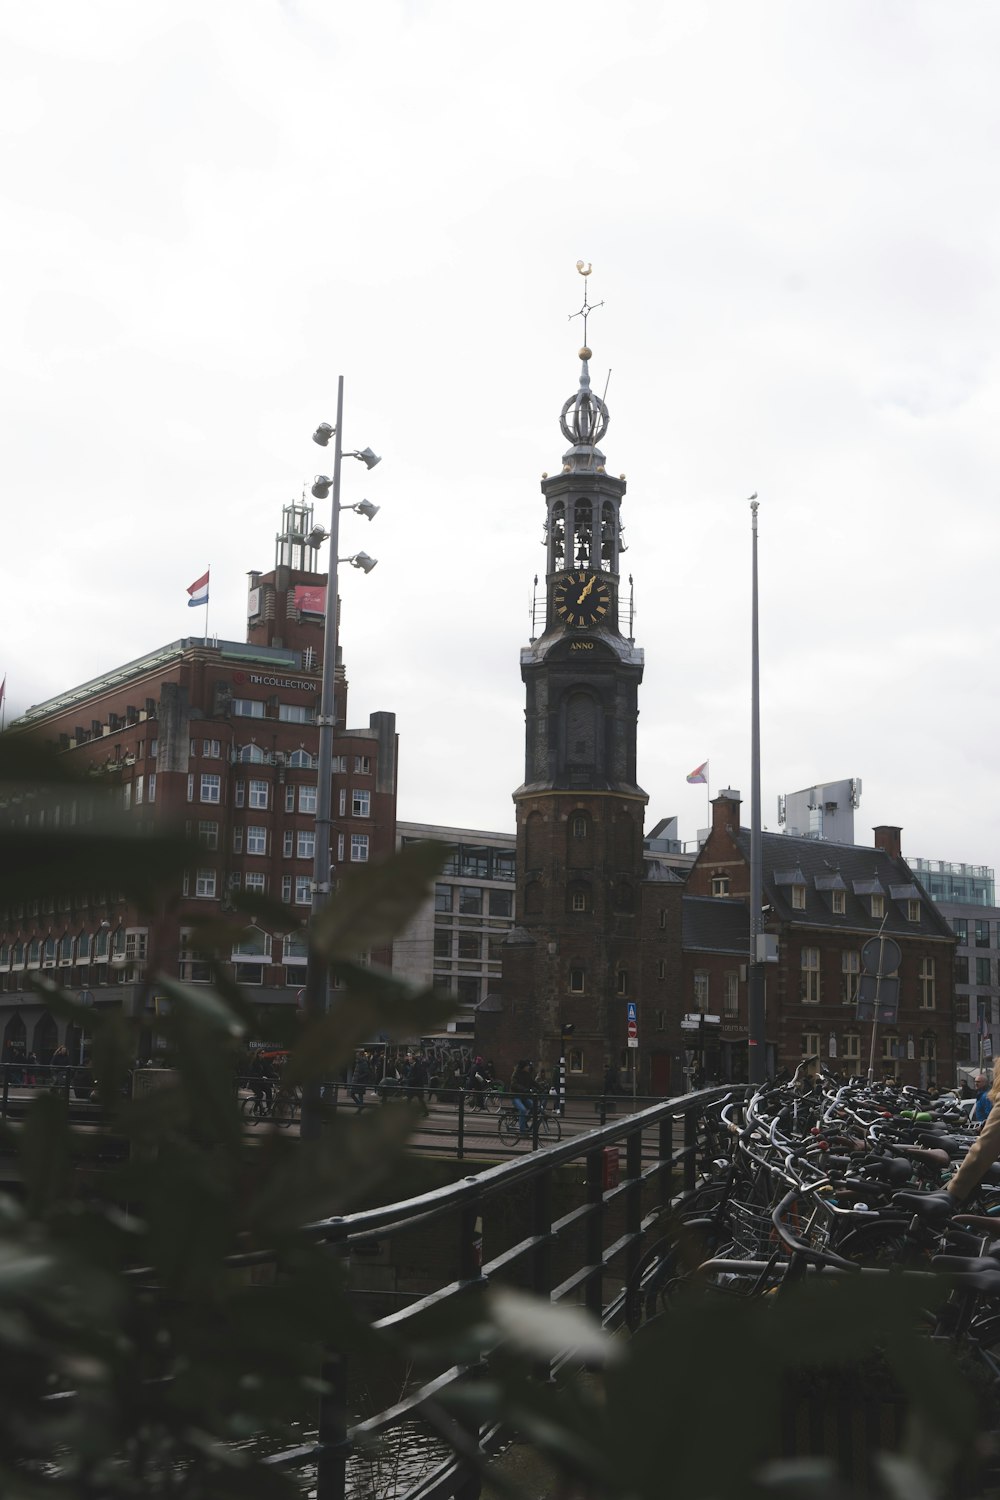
[250,1051,277,1112]
[510,1058,536,1139]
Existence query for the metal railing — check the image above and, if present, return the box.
[242,1086,731,1499]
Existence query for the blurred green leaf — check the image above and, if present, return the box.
[311,840,448,960]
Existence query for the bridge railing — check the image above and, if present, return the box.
[240,1084,736,1500]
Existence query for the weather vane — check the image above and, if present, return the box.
[568,260,604,350]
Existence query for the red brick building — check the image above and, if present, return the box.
[0,501,397,1062]
[684,791,957,1086]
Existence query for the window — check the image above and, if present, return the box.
[283,831,293,858]
[802,1032,820,1058]
[568,1049,584,1074]
[337,834,345,862]
[234,780,245,808]
[791,885,806,910]
[841,950,860,1003]
[458,933,480,960]
[278,704,313,724]
[919,957,936,1009]
[289,750,314,768]
[232,828,243,854]
[294,876,312,905]
[434,884,452,913]
[920,1033,937,1063]
[881,1035,899,1064]
[459,887,482,916]
[197,820,219,850]
[870,894,884,919]
[352,789,371,818]
[350,834,369,863]
[570,889,587,913]
[953,918,968,943]
[844,1033,861,1061]
[284,786,295,813]
[299,785,317,814]
[122,783,131,811]
[571,813,588,838]
[832,889,846,915]
[658,909,667,930]
[281,876,292,903]
[203,739,221,757]
[693,972,709,1010]
[711,874,730,897]
[200,773,221,804]
[247,826,267,855]
[907,899,920,922]
[488,889,512,918]
[724,972,738,1014]
[354,756,371,774]
[135,776,144,806]
[150,739,158,758]
[434,931,452,960]
[617,970,629,995]
[124,931,148,962]
[244,872,266,894]
[148,773,156,803]
[801,947,820,1004]
[296,830,315,860]
[248,780,268,810]
[195,869,217,899]
[338,788,347,817]
[976,920,991,948]
[229,872,241,892]
[332,756,347,773]
[232,699,265,718]
[977,957,992,986]
[569,967,585,994]
[657,958,667,981]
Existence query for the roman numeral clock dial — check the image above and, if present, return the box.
[554,570,611,627]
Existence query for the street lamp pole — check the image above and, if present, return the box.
[298,377,381,1141]
[747,495,767,1086]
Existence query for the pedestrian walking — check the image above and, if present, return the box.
[350,1051,373,1111]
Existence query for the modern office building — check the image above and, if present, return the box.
[910,857,998,1073]
[0,500,397,1062]
[392,822,516,1038]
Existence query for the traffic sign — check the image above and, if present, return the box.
[627,1020,638,1040]
[680,1020,700,1031]
[683,1012,721,1025]
[626,1001,637,1023]
[627,1037,639,1049]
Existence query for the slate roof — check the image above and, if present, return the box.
[683,895,751,955]
[734,830,955,941]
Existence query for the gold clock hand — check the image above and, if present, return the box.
[576,575,596,604]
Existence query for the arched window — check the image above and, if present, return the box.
[567,883,590,915]
[288,749,315,768]
[238,743,267,764]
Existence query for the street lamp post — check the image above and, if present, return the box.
[299,376,381,1143]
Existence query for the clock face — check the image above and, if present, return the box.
[554,570,612,627]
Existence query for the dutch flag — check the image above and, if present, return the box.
[187,570,210,607]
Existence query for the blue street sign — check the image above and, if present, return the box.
[626,1001,637,1023]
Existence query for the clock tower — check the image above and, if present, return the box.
[489,275,650,1091]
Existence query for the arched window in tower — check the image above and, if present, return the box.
[524,880,543,916]
[524,811,545,872]
[565,692,600,772]
[566,809,592,869]
[567,882,590,914]
[601,501,617,567]
[573,500,593,567]
[547,500,565,571]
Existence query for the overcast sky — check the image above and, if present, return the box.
[3,1,999,869]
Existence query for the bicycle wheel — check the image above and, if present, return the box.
[241,1095,262,1125]
[484,1088,504,1113]
[271,1093,295,1128]
[498,1110,521,1148]
[538,1112,562,1143]
[835,1218,922,1269]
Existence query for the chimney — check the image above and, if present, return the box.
[873,825,902,860]
[712,789,742,834]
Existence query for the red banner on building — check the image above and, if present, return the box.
[294,585,326,615]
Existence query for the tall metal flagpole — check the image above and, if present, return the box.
[204,564,210,649]
[747,496,767,1086]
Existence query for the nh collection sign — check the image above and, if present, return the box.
[232,670,316,691]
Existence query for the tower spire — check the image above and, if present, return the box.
[561,261,609,470]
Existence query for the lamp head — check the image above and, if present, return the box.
[312,422,335,447]
[355,499,380,521]
[355,447,381,470]
[307,526,328,548]
[350,551,378,574]
[311,476,333,500]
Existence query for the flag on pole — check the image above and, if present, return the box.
[187,570,210,607]
[686,760,709,785]
[979,1009,990,1041]
[0,676,5,710]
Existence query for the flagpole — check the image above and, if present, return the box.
[205,563,210,648]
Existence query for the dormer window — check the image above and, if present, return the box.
[791,885,806,910]
[907,899,920,922]
[832,889,846,915]
[871,894,884,919]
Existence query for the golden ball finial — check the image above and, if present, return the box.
[579,346,591,360]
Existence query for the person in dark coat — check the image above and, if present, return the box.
[350,1052,373,1111]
